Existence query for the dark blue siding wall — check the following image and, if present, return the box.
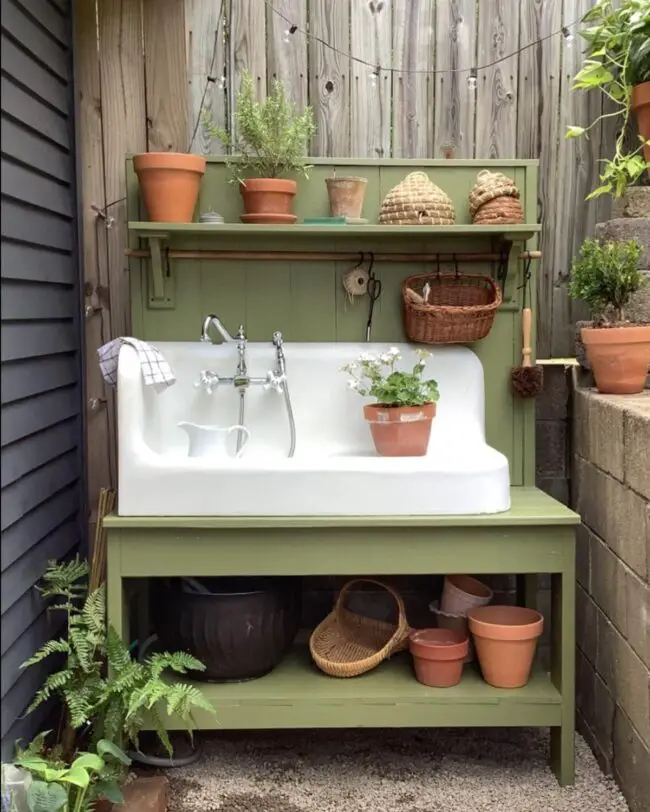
[1,0,84,759]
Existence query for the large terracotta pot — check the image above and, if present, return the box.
[581,325,650,395]
[133,152,206,223]
[632,81,650,177]
[363,402,436,457]
[239,178,297,224]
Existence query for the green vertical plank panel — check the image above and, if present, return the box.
[201,258,248,336]
[522,163,539,487]
[335,259,371,342]
[244,261,292,341]
[289,261,337,341]
[126,159,145,338]
[146,258,203,341]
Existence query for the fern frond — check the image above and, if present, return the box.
[69,629,94,672]
[20,639,70,669]
[149,706,173,757]
[82,586,106,636]
[148,650,206,679]
[106,627,132,672]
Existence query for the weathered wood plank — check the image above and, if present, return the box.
[143,0,189,151]
[229,0,267,115]
[350,0,392,158]
[392,0,435,158]
[434,0,477,158]
[185,0,228,155]
[309,0,350,156]
[517,0,562,358]
[476,0,519,159]
[266,0,308,111]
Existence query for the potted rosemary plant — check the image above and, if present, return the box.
[203,72,316,224]
[566,0,650,198]
[570,237,649,394]
[342,347,440,456]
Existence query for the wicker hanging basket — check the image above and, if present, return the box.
[403,272,502,344]
[309,579,410,678]
[379,171,456,225]
[473,195,524,225]
[468,170,520,219]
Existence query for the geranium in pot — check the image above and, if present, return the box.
[566,0,650,197]
[203,72,316,224]
[570,237,649,394]
[342,347,440,456]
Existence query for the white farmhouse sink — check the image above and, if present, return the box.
[117,341,510,517]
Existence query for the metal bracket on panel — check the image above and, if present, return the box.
[492,239,513,298]
[147,235,175,309]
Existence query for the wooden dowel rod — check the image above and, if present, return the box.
[125,249,542,262]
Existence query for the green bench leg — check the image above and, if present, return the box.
[106,536,128,645]
[549,550,576,786]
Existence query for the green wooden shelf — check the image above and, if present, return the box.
[153,646,561,731]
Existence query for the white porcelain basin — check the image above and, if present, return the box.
[117,341,510,516]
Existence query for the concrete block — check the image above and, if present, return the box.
[575,320,592,370]
[626,270,650,323]
[577,710,612,776]
[576,582,598,663]
[576,524,592,591]
[624,399,650,500]
[591,533,628,638]
[576,647,595,728]
[593,672,616,765]
[625,568,650,667]
[114,776,168,812]
[585,395,626,482]
[613,708,650,812]
[535,420,567,478]
[611,187,650,219]
[573,389,590,459]
[536,365,571,421]
[536,476,569,506]
[594,218,650,268]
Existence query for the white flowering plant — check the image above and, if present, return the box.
[342,347,440,407]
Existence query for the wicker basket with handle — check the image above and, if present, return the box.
[473,195,524,225]
[309,579,411,678]
[403,271,502,344]
[379,171,456,225]
[468,169,520,219]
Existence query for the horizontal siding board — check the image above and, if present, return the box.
[1,693,54,760]
[0,655,59,738]
[1,199,72,251]
[1,611,65,698]
[1,118,72,183]
[1,279,75,320]
[3,0,69,79]
[0,450,79,532]
[1,484,80,571]
[1,418,79,487]
[14,0,70,47]
[0,585,45,657]
[1,78,70,148]
[0,386,79,445]
[1,34,69,113]
[1,160,73,217]
[1,354,78,404]
[1,242,73,284]
[1,321,77,362]
[1,519,79,614]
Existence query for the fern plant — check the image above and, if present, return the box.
[21,557,215,759]
[202,70,316,181]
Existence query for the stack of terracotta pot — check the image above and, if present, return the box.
[468,170,524,225]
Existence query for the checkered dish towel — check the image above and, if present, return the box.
[98,337,176,392]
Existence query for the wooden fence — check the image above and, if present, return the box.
[77,0,612,516]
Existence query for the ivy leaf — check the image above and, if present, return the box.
[61,765,90,789]
[26,782,68,812]
[97,738,131,766]
[565,125,586,139]
[94,779,125,804]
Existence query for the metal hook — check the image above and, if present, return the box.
[436,253,441,278]
[453,253,460,278]
[516,256,534,307]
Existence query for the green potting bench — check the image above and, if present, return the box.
[105,158,580,786]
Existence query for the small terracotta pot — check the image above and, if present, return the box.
[440,574,493,616]
[363,403,436,457]
[429,601,474,662]
[468,605,544,689]
[326,176,368,219]
[632,81,650,177]
[239,178,297,224]
[133,152,206,223]
[409,628,469,687]
[581,325,650,395]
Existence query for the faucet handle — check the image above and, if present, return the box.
[264,370,285,393]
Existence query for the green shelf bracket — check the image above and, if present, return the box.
[145,234,175,309]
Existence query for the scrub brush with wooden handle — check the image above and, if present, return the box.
[511,305,544,398]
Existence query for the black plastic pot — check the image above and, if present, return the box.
[152,577,300,682]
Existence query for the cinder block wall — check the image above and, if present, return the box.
[573,389,650,812]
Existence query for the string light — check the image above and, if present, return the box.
[562,26,575,49]
[369,66,380,88]
[467,68,477,92]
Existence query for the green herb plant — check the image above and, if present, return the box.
[566,0,650,199]
[202,71,316,182]
[21,557,215,760]
[342,347,440,407]
[569,238,646,323]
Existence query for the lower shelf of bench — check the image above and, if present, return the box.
[154,646,562,731]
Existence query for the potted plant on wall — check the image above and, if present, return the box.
[570,237,649,394]
[342,347,440,456]
[133,152,206,223]
[566,0,650,198]
[203,71,316,224]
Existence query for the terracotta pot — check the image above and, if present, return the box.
[326,176,368,219]
[468,605,544,689]
[133,152,206,223]
[363,403,436,457]
[632,81,650,177]
[429,601,474,662]
[440,574,493,616]
[581,325,650,395]
[239,178,297,224]
[409,628,469,687]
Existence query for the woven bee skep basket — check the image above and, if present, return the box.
[468,169,520,219]
[379,171,456,225]
[473,195,525,225]
[309,579,411,678]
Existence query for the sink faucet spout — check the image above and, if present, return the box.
[200,314,234,344]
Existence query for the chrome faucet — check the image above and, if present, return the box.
[234,325,248,388]
[200,314,234,344]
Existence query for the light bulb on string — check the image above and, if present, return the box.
[369,66,380,88]
[562,26,575,49]
[467,68,477,92]
[283,28,291,43]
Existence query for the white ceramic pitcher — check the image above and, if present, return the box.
[178,421,250,459]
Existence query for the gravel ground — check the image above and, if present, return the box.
[165,727,628,812]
